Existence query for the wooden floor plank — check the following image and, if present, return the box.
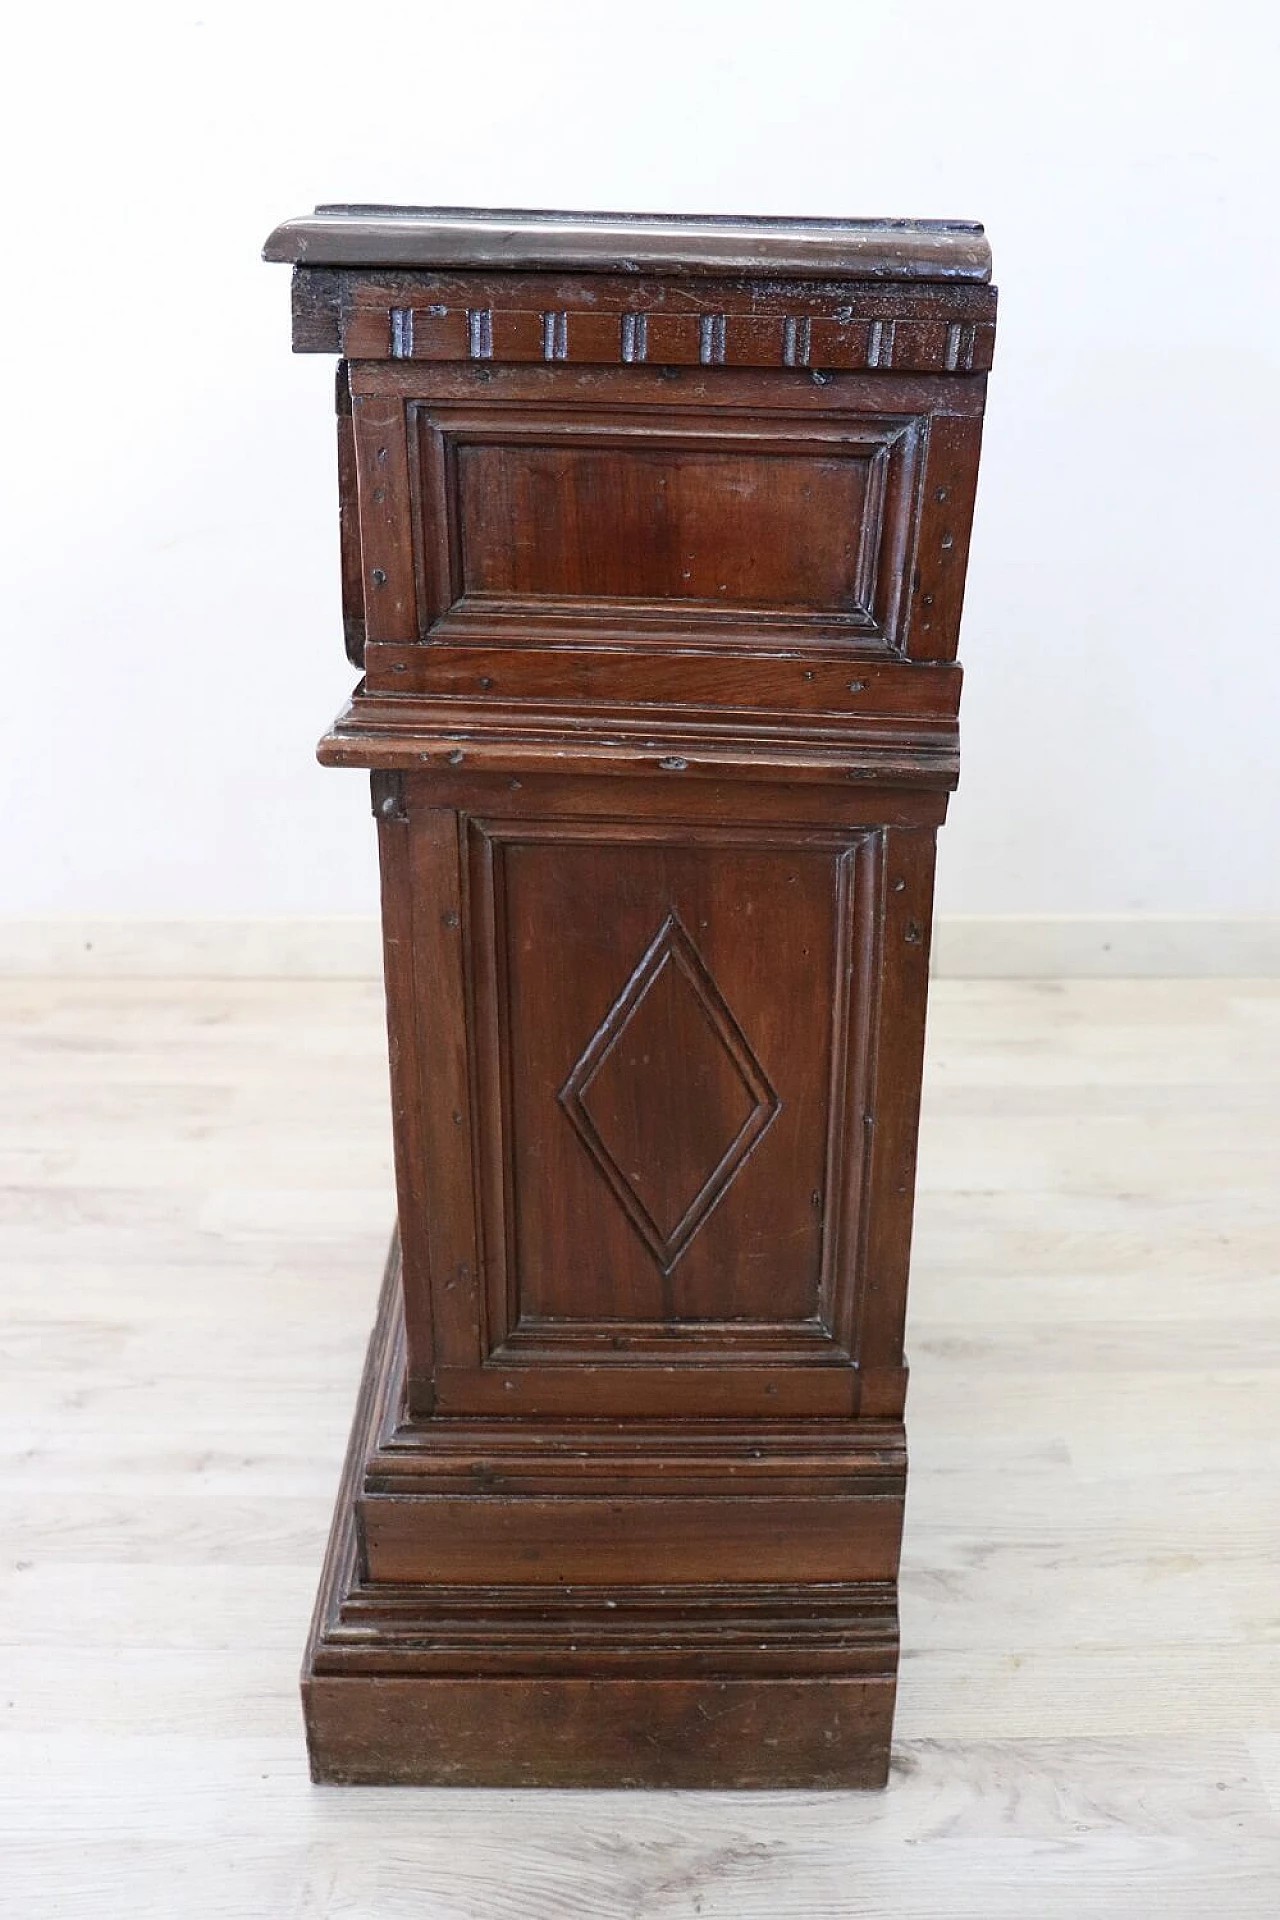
[1,976,1278,1913]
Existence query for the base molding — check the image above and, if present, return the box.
[305,1672,895,1789]
[302,1233,899,1788]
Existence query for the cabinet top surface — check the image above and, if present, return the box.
[263,205,991,282]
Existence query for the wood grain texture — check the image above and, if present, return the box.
[300,229,991,1765]
[2,979,1279,1909]
[341,358,973,679]
[263,206,993,282]
[391,391,926,653]
[314,269,997,390]
[305,1675,896,1789]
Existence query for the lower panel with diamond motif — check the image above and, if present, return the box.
[376,769,941,1424]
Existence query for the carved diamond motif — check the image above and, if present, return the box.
[559,913,779,1272]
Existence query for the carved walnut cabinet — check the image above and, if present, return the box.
[264,206,996,1787]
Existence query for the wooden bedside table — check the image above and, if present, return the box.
[264,205,996,1787]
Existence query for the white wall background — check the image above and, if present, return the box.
[3,0,1277,928]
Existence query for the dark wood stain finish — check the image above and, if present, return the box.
[266,204,997,1788]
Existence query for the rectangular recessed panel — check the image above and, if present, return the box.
[486,834,855,1335]
[456,441,873,614]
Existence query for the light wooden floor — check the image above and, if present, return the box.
[2,976,1278,1916]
